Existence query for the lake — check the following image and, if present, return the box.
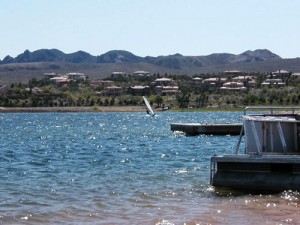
[0,112,299,224]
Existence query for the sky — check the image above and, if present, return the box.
[1,0,300,60]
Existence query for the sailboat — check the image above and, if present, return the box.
[143,96,155,117]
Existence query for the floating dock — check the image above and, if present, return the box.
[210,106,300,193]
[170,123,243,135]
[211,154,300,193]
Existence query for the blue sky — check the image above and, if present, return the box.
[1,0,299,60]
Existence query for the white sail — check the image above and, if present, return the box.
[143,96,155,116]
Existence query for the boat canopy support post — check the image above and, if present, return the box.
[251,120,262,155]
[270,123,274,152]
[235,124,244,154]
[277,121,287,154]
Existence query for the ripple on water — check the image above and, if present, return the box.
[1,112,296,224]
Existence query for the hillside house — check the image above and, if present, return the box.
[261,79,285,87]
[90,80,114,88]
[44,73,58,80]
[46,72,87,83]
[153,78,176,86]
[133,71,150,77]
[128,86,150,96]
[220,82,246,92]
[32,87,43,94]
[272,70,291,77]
[155,86,179,95]
[67,72,86,81]
[192,77,203,84]
[152,78,179,95]
[101,86,123,96]
[292,73,300,79]
[24,87,45,94]
[202,77,227,88]
[50,76,71,85]
[232,76,256,87]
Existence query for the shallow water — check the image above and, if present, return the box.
[0,112,299,224]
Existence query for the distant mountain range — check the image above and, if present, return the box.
[0,48,281,66]
[0,49,300,83]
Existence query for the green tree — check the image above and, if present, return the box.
[176,93,190,108]
[195,93,208,108]
[110,98,115,106]
[154,95,163,107]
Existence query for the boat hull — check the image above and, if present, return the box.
[211,155,300,193]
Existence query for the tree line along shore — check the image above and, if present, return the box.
[0,70,300,111]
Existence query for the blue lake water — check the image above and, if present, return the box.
[0,112,299,224]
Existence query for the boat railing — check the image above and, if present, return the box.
[243,106,300,115]
[235,106,300,155]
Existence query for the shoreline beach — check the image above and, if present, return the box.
[0,106,247,113]
[0,106,148,113]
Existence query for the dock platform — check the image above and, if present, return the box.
[211,154,300,193]
[170,123,243,135]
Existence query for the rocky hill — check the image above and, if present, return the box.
[1,49,97,64]
[0,48,299,83]
[0,48,281,66]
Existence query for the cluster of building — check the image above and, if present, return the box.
[44,72,87,84]
[43,70,178,96]
[192,69,299,92]
[193,70,256,92]
[40,69,300,97]
[111,71,151,78]
[90,76,179,96]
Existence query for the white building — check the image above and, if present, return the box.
[232,76,256,87]
[202,78,227,87]
[154,78,175,86]
[192,77,203,83]
[272,70,290,77]
[50,76,70,84]
[220,82,246,92]
[133,71,150,77]
[66,72,86,81]
[155,86,179,95]
[261,79,285,87]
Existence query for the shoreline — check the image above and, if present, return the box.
[0,106,247,113]
[0,106,148,113]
